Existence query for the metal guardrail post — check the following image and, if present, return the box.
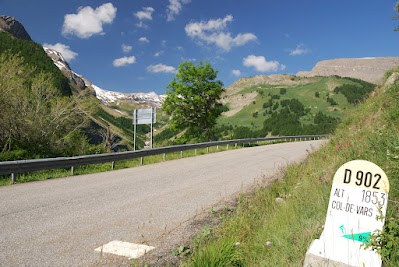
[180,151,183,158]
[11,173,15,184]
[206,147,209,153]
[195,149,197,155]
[71,166,74,176]
[226,144,229,150]
[163,153,166,161]
[111,161,115,170]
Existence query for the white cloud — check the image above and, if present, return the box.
[122,44,133,53]
[147,64,176,73]
[139,37,150,43]
[43,43,78,62]
[62,3,117,39]
[243,55,283,72]
[167,0,191,21]
[134,6,154,28]
[134,7,154,20]
[232,69,241,77]
[113,56,136,67]
[289,44,309,56]
[185,15,257,51]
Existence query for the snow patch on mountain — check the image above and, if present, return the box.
[43,47,69,70]
[43,46,165,107]
[91,84,165,107]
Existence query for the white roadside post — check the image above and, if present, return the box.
[303,160,390,267]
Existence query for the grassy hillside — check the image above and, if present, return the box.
[219,76,374,131]
[153,75,374,144]
[176,71,399,266]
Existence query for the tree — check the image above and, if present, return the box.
[163,61,224,141]
[0,52,86,157]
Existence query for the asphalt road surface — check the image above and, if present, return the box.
[0,140,327,267]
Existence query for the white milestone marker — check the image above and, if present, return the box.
[304,160,390,267]
[95,240,155,259]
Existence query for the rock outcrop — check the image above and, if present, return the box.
[297,57,399,84]
[0,15,32,41]
[384,72,399,87]
[43,47,87,91]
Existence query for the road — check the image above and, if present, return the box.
[0,140,327,267]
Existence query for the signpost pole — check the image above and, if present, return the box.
[133,109,137,151]
[150,108,154,149]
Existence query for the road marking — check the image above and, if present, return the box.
[95,240,155,259]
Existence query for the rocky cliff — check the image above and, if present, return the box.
[297,57,399,84]
[0,15,31,41]
[43,47,88,91]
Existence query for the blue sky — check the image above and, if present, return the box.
[2,1,399,94]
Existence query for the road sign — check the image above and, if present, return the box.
[304,160,389,267]
[133,108,156,150]
[133,108,156,125]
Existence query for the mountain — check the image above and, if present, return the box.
[0,16,161,153]
[297,57,399,84]
[43,47,88,92]
[91,84,165,107]
[43,47,165,109]
[0,15,31,41]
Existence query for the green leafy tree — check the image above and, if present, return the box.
[0,52,86,157]
[163,61,224,141]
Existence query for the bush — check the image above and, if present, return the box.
[0,149,29,161]
[334,80,375,104]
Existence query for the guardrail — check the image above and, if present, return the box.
[0,135,328,183]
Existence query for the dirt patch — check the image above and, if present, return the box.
[221,92,257,117]
[326,79,340,91]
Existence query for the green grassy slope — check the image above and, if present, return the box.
[179,72,399,266]
[219,76,374,130]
